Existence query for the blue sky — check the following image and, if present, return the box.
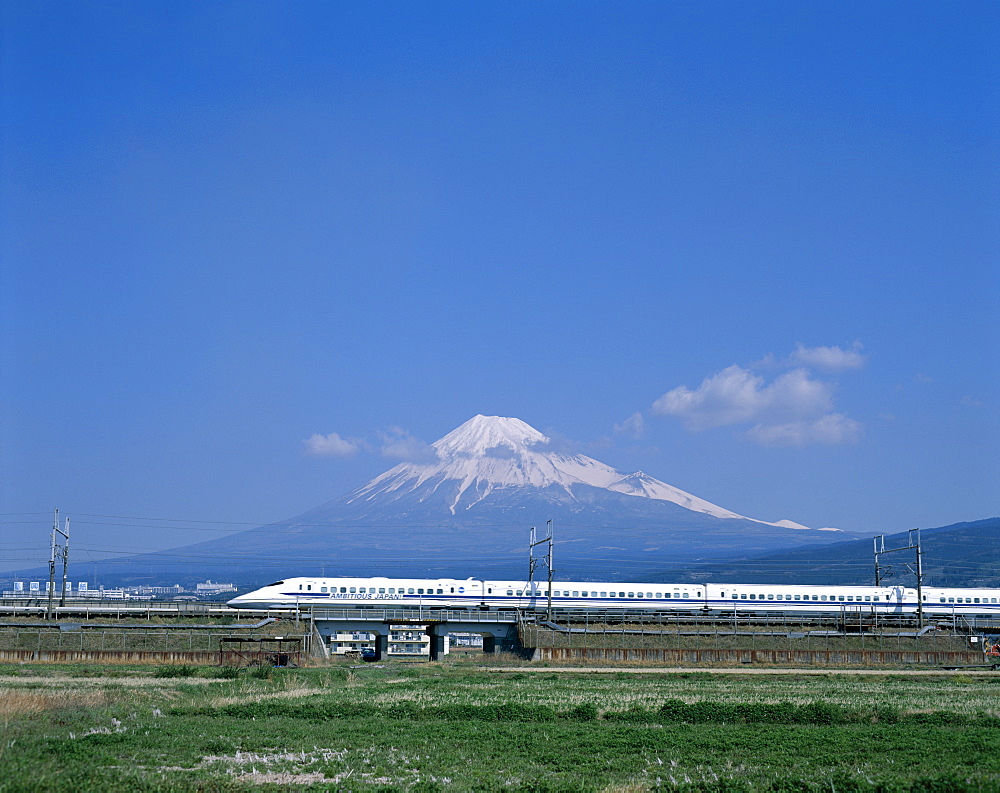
[2,1,997,572]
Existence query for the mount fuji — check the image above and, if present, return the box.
[73,415,860,586]
[340,415,813,530]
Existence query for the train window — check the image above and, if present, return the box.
[939,598,946,603]
[437,589,443,594]
[407,588,414,594]
[516,591,522,596]
[948,598,954,603]
[749,594,756,600]
[507,590,513,596]
[416,588,423,595]
[609,592,616,597]
[820,595,827,601]
[298,584,303,590]
[580,592,588,597]
[349,587,356,593]
[776,595,783,600]
[379,588,386,594]
[601,592,607,598]
[320,587,327,592]
[488,588,492,594]
[683,593,689,598]
[656,593,662,598]
[846,596,853,601]
[992,598,998,603]
[741,594,747,599]
[732,594,738,599]
[627,592,634,598]
[767,595,774,600]
[873,596,879,601]
[307,585,312,591]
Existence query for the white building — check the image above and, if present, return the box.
[196,580,237,594]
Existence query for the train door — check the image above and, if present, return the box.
[474,579,489,609]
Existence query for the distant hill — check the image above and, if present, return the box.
[645,518,1000,588]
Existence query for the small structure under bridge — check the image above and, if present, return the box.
[308,608,522,661]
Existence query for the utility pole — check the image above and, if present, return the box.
[915,528,924,630]
[872,528,924,629]
[59,517,70,607]
[527,526,537,590]
[46,510,71,618]
[527,520,555,618]
[546,519,554,619]
[46,508,58,619]
[873,535,885,586]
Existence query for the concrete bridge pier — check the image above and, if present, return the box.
[428,628,447,661]
[482,636,496,654]
[374,633,389,662]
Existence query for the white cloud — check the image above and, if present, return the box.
[303,432,361,457]
[746,414,861,447]
[789,342,866,372]
[652,366,834,431]
[614,412,645,438]
[378,426,439,463]
[652,359,860,447]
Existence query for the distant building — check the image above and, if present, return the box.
[195,580,237,594]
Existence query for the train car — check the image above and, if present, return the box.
[227,576,1000,616]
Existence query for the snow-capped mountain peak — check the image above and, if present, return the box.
[433,414,547,457]
[346,415,817,530]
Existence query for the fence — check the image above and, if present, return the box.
[520,612,992,667]
[0,627,309,665]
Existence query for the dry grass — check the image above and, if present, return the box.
[0,688,109,717]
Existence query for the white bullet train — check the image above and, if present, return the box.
[227,576,1000,617]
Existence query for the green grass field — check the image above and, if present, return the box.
[1,659,998,791]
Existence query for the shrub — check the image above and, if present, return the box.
[154,665,196,678]
[566,703,599,721]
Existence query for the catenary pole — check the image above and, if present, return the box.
[46,508,58,620]
[59,517,70,607]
